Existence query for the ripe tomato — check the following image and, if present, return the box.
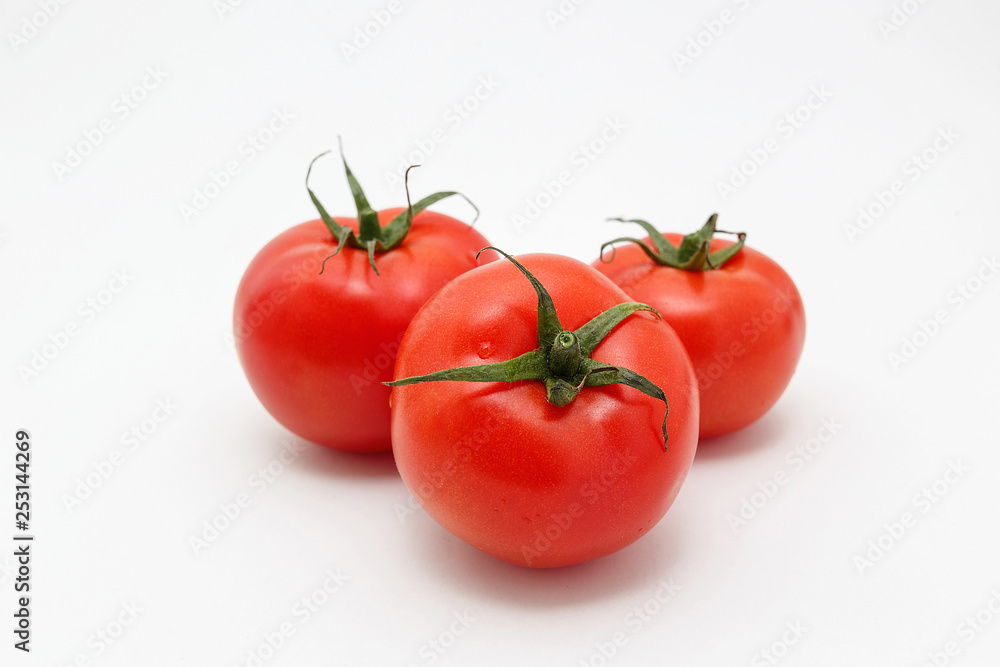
[234,148,492,452]
[388,251,698,568]
[593,215,805,439]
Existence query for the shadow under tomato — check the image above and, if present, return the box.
[293,442,400,479]
[693,406,789,462]
[407,510,691,608]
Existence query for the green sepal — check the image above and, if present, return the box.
[364,239,379,276]
[579,361,669,449]
[544,376,587,408]
[478,247,563,349]
[385,248,673,450]
[305,150,346,242]
[338,138,381,241]
[380,186,480,248]
[575,302,660,357]
[318,225,353,275]
[305,140,479,275]
[601,213,746,271]
[384,350,547,386]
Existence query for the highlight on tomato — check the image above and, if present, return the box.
[386,249,698,568]
[233,141,493,452]
[593,214,805,439]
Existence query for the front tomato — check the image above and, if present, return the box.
[388,251,698,568]
[234,147,493,452]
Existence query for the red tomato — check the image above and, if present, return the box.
[234,151,492,452]
[593,217,805,439]
[389,253,698,568]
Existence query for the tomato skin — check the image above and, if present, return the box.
[593,236,805,439]
[234,208,493,452]
[390,254,698,568]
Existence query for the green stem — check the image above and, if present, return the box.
[548,331,581,378]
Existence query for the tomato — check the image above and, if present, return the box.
[593,215,805,439]
[234,148,492,452]
[387,250,698,568]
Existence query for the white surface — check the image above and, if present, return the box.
[3,1,1000,665]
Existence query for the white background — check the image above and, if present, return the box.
[2,0,1000,665]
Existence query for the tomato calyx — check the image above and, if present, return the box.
[600,213,746,271]
[385,248,672,449]
[305,138,479,275]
